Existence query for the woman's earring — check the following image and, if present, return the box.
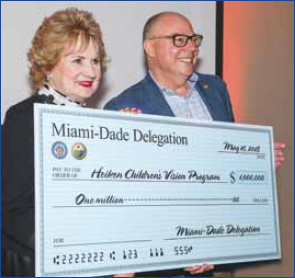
[46,75,52,82]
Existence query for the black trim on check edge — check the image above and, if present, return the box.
[216,1,224,78]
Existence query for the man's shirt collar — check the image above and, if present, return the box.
[149,71,199,98]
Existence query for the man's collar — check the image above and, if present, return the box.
[188,72,199,83]
[148,71,199,98]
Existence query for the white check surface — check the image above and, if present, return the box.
[34,104,281,277]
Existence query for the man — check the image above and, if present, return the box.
[105,11,285,276]
[105,11,234,122]
[105,11,285,165]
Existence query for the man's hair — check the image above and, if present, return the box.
[143,12,168,42]
[28,8,106,91]
[143,11,188,42]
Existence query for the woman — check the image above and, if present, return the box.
[1,8,120,277]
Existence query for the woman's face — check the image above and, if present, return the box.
[48,38,101,102]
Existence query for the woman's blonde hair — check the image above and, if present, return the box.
[28,8,106,91]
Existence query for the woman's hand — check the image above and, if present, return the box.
[114,273,135,277]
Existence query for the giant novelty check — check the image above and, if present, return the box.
[34,104,281,277]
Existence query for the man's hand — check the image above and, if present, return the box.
[274,142,285,168]
[119,107,142,114]
[185,264,214,275]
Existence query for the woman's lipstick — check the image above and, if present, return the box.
[78,81,93,87]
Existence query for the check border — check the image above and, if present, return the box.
[35,104,281,277]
